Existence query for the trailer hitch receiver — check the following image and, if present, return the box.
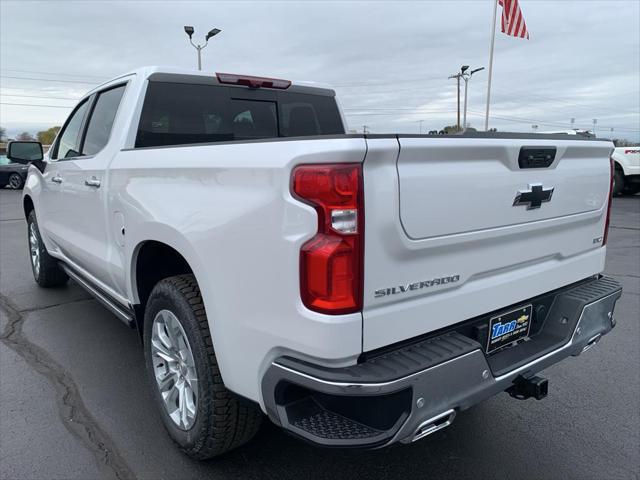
[507,375,548,400]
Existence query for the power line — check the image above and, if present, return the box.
[330,73,445,88]
[344,106,640,127]
[468,110,640,132]
[344,109,639,132]
[0,68,109,80]
[1,93,79,101]
[0,86,84,96]
[1,102,72,109]
[0,75,100,85]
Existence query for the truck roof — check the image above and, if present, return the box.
[88,65,335,97]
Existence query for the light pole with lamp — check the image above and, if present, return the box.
[184,26,221,71]
[448,65,469,132]
[462,67,485,132]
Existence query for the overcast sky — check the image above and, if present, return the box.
[1,0,639,140]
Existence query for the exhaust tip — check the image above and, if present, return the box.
[411,409,456,442]
[581,333,602,353]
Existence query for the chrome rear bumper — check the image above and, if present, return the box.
[261,276,622,447]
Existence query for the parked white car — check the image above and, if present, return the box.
[14,66,622,459]
[611,146,640,195]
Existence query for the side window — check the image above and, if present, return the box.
[82,85,126,156]
[53,99,90,159]
[278,93,343,137]
[136,82,234,148]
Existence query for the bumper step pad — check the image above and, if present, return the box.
[289,398,383,440]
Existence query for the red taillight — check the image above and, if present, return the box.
[603,158,614,246]
[216,72,291,89]
[292,164,364,315]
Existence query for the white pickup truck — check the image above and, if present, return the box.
[611,146,640,195]
[11,66,622,459]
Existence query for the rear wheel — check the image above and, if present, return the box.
[8,173,24,189]
[613,169,625,196]
[143,274,262,459]
[27,211,69,287]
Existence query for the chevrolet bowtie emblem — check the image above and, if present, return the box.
[513,184,554,210]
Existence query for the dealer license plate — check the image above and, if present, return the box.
[486,304,533,354]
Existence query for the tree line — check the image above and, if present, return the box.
[1,126,61,145]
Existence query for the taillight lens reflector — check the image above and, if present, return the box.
[603,158,614,246]
[292,164,364,314]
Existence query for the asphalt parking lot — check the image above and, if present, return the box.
[0,189,638,480]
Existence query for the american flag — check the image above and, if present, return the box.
[498,0,530,39]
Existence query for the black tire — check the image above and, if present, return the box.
[8,173,24,189]
[27,211,69,287]
[613,169,625,196]
[143,274,262,459]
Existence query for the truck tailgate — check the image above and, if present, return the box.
[362,135,613,351]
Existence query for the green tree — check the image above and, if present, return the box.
[440,125,459,135]
[16,132,35,141]
[37,126,61,145]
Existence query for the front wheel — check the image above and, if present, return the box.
[143,274,262,459]
[8,173,24,189]
[27,211,69,287]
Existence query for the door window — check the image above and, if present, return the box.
[82,85,126,155]
[52,99,90,159]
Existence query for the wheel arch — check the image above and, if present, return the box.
[129,232,213,338]
[132,239,194,308]
[23,194,35,220]
[613,160,626,176]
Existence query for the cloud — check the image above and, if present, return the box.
[1,0,638,140]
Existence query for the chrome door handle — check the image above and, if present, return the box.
[51,175,63,184]
[85,177,101,188]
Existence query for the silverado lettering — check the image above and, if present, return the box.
[374,275,461,298]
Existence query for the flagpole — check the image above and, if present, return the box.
[484,0,499,131]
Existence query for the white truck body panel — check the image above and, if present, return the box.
[362,137,611,350]
[109,138,366,401]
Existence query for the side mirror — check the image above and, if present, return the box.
[7,141,44,164]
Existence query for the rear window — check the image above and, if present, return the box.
[135,82,343,148]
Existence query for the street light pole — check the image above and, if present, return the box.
[448,73,462,131]
[456,76,461,131]
[193,42,203,70]
[184,26,221,71]
[462,67,485,132]
[448,65,468,132]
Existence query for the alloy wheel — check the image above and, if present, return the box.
[29,223,40,276]
[9,174,22,189]
[151,309,199,430]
